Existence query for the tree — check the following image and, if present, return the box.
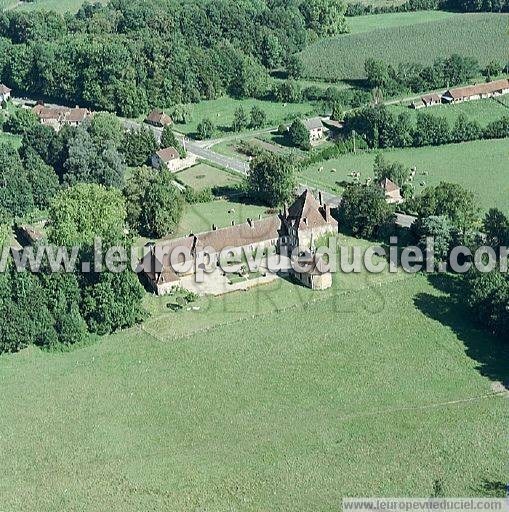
[288,119,311,150]
[196,118,214,140]
[451,113,481,142]
[232,106,248,132]
[331,103,343,122]
[261,32,282,69]
[286,55,303,79]
[82,270,145,335]
[299,0,347,36]
[273,80,302,103]
[172,104,192,124]
[48,183,127,247]
[339,184,392,239]
[3,108,38,135]
[23,149,60,209]
[121,126,158,167]
[412,182,478,236]
[250,105,266,129]
[248,154,296,207]
[413,112,450,147]
[123,165,157,232]
[160,125,185,156]
[88,112,123,147]
[365,58,389,88]
[139,171,185,238]
[415,215,453,266]
[482,61,501,80]
[465,269,509,338]
[483,208,509,251]
[19,123,61,167]
[373,153,410,187]
[0,143,34,219]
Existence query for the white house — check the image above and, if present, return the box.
[303,117,327,142]
[379,178,403,204]
[152,147,196,172]
[0,84,11,104]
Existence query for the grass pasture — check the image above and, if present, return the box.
[299,13,509,81]
[0,267,507,510]
[299,138,509,212]
[390,97,509,127]
[173,198,268,238]
[175,163,242,191]
[171,97,318,137]
[0,131,22,148]
[346,10,456,34]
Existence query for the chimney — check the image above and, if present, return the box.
[212,224,217,231]
[318,191,323,206]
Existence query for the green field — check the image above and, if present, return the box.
[389,97,509,126]
[0,0,107,13]
[0,131,21,148]
[299,138,509,212]
[171,97,318,137]
[0,261,507,509]
[300,13,509,81]
[174,198,269,238]
[175,163,242,191]
[347,10,456,34]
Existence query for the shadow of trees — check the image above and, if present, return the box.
[414,273,509,387]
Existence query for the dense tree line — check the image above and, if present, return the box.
[346,0,508,16]
[0,0,348,116]
[364,54,489,96]
[343,104,509,149]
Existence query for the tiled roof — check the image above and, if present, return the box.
[156,147,179,162]
[444,78,509,100]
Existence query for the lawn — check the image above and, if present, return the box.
[175,163,242,191]
[389,97,509,126]
[0,130,22,148]
[0,266,507,510]
[0,0,107,13]
[298,138,509,212]
[171,97,318,136]
[173,198,269,238]
[299,13,509,81]
[346,10,456,34]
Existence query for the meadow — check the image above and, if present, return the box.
[299,13,509,81]
[0,0,107,13]
[171,97,318,137]
[175,163,242,191]
[0,264,507,510]
[298,138,509,212]
[389,97,509,126]
[346,10,456,34]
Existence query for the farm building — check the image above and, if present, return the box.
[140,190,338,295]
[151,147,196,172]
[303,117,328,141]
[442,78,509,103]
[379,178,403,204]
[32,104,92,131]
[410,93,441,109]
[145,108,173,127]
[0,84,11,103]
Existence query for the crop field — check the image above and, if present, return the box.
[299,13,509,81]
[389,97,509,127]
[0,261,507,510]
[175,163,242,191]
[299,138,509,212]
[346,10,456,34]
[0,0,107,13]
[170,97,318,137]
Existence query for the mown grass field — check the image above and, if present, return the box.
[300,13,509,81]
[0,131,21,148]
[389,97,509,126]
[171,97,318,137]
[346,10,456,34]
[0,0,107,13]
[0,264,507,510]
[175,163,242,191]
[299,138,509,212]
